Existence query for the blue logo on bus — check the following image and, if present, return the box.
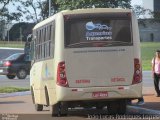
[86,22,111,31]
[45,64,49,77]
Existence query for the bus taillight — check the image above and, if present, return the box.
[57,61,69,87]
[132,58,142,84]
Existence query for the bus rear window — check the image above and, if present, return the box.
[64,13,132,48]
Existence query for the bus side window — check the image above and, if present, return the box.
[51,21,55,58]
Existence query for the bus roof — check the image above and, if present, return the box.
[33,8,132,30]
[61,8,131,15]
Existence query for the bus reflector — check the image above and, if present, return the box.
[57,61,68,87]
[132,58,142,84]
[72,89,78,92]
[118,87,124,90]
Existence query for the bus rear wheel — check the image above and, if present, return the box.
[35,104,43,111]
[107,100,126,115]
[96,104,104,110]
[51,102,68,117]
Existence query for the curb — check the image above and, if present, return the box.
[0,47,24,50]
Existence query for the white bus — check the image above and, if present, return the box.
[30,8,142,116]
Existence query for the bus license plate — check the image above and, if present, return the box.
[92,91,108,98]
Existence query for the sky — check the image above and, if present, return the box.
[131,0,143,6]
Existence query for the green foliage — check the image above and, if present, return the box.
[0,41,24,48]
[19,0,40,23]
[0,0,22,21]
[55,0,131,11]
[0,87,29,93]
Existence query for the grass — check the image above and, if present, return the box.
[141,42,160,71]
[0,87,29,93]
[0,41,25,48]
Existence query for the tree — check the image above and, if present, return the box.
[132,5,160,26]
[40,0,132,20]
[132,5,152,19]
[9,22,35,41]
[0,20,5,40]
[0,0,9,14]
[18,0,58,23]
[55,0,131,11]
[0,0,23,40]
[18,0,131,23]
[18,0,42,23]
[0,0,22,21]
[40,0,58,19]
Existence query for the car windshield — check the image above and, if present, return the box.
[5,53,23,60]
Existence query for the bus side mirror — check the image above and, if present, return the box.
[27,34,32,42]
[25,34,33,59]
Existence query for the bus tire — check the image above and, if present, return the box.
[96,104,104,110]
[107,101,118,115]
[51,102,68,117]
[60,102,68,116]
[118,100,126,114]
[31,87,35,104]
[107,100,126,115]
[45,87,50,106]
[35,104,43,111]
[51,103,60,117]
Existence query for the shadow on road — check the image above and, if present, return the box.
[67,108,108,117]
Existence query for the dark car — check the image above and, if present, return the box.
[0,53,31,79]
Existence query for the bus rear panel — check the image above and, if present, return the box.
[56,11,142,101]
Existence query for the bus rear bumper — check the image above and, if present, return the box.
[55,83,142,102]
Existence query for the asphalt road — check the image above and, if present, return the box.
[0,75,29,88]
[0,94,160,120]
[0,95,154,120]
